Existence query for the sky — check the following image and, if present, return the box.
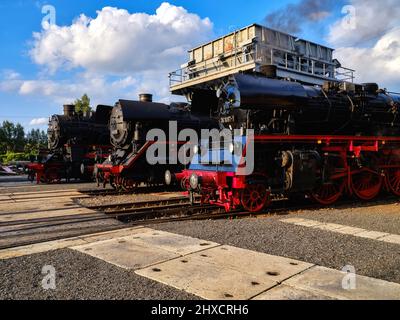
[0,0,399,130]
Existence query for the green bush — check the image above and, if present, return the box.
[0,152,33,164]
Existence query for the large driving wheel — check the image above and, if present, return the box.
[350,154,383,200]
[311,154,346,205]
[240,184,270,213]
[386,158,400,196]
[45,168,61,184]
[121,178,139,192]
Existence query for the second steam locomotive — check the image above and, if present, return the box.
[96,94,218,190]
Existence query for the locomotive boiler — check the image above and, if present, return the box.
[217,74,400,135]
[177,73,400,212]
[27,104,113,183]
[96,94,218,190]
[47,104,111,150]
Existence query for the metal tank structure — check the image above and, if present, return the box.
[169,23,354,97]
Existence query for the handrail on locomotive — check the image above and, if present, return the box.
[169,42,355,87]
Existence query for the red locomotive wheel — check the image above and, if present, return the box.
[240,184,270,212]
[311,154,346,205]
[351,170,383,200]
[121,178,138,191]
[45,168,61,184]
[385,159,400,196]
[311,179,346,205]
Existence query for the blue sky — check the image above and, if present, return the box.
[0,0,399,130]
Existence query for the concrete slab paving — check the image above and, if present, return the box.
[123,229,219,256]
[277,217,306,224]
[13,195,88,203]
[281,218,400,245]
[10,191,83,199]
[313,223,347,231]
[252,284,335,300]
[292,220,324,227]
[284,266,400,300]
[0,237,88,259]
[136,254,278,300]
[0,227,146,260]
[136,245,313,300]
[379,234,400,245]
[74,238,180,270]
[180,245,314,283]
[8,188,79,196]
[334,226,368,235]
[0,200,16,205]
[0,207,97,222]
[77,226,146,243]
[356,230,389,240]
[0,199,78,212]
[72,229,219,270]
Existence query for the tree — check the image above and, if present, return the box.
[0,121,25,152]
[0,125,6,154]
[0,121,48,163]
[14,123,25,152]
[74,93,92,114]
[25,128,48,154]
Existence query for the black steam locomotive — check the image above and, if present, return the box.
[96,94,218,190]
[27,104,112,183]
[178,73,400,212]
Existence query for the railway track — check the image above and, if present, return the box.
[79,184,181,197]
[0,202,223,251]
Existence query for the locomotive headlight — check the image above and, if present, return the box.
[189,173,199,190]
[80,163,85,175]
[193,145,199,155]
[165,170,172,186]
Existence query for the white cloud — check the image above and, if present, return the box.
[0,3,213,111]
[328,0,400,47]
[2,69,21,80]
[30,3,213,75]
[0,71,173,107]
[328,0,400,91]
[334,27,400,89]
[29,117,48,126]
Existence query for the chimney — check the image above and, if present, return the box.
[139,93,153,102]
[63,104,75,117]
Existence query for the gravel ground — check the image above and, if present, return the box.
[0,248,199,300]
[153,214,400,284]
[295,199,400,234]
